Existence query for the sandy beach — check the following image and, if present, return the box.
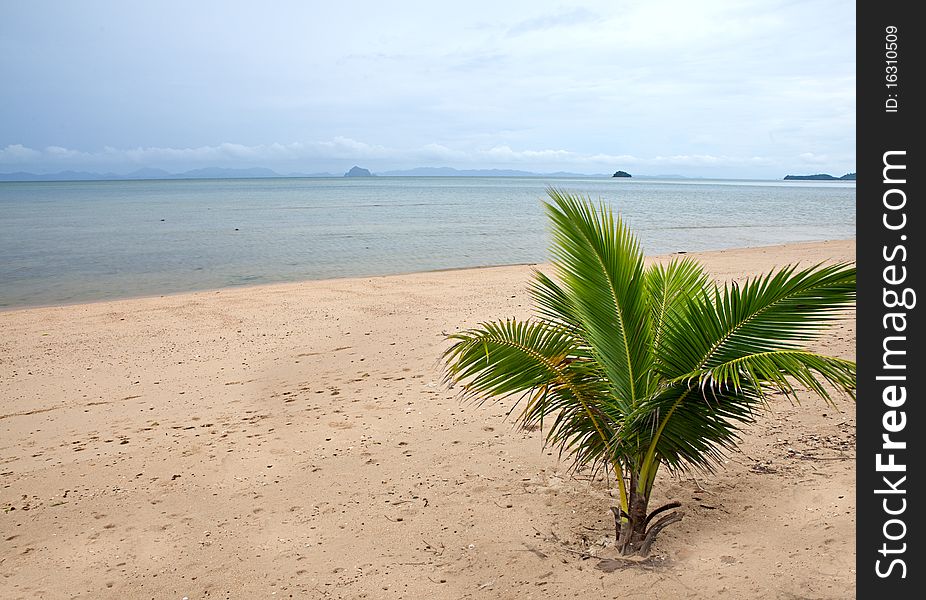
[1,240,856,599]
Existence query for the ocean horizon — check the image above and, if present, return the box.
[0,176,856,309]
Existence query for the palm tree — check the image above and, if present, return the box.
[443,189,855,556]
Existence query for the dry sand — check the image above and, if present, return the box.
[1,240,856,599]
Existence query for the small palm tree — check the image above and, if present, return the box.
[443,189,855,556]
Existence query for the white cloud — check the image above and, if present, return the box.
[0,144,42,162]
[316,137,392,159]
[481,145,577,162]
[506,8,600,37]
[799,152,830,164]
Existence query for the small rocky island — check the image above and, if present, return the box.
[784,172,855,181]
[612,170,632,178]
[344,166,374,177]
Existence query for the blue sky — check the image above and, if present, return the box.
[0,1,855,178]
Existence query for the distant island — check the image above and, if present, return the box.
[783,173,856,181]
[344,166,374,177]
[612,170,632,178]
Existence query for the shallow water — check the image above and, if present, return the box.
[0,176,855,308]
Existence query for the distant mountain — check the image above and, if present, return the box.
[344,166,374,177]
[0,167,285,182]
[382,166,534,177]
[380,166,606,178]
[784,172,856,181]
[0,171,52,182]
[124,167,173,179]
[176,167,281,179]
[287,171,338,178]
[612,170,632,178]
[0,169,123,182]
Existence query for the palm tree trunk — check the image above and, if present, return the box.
[615,468,682,556]
[617,470,650,554]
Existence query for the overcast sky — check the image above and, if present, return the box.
[1,1,855,178]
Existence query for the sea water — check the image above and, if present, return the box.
[0,176,855,308]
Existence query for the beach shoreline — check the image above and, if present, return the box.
[1,239,856,598]
[0,237,855,314]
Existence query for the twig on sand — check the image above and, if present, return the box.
[422,539,445,555]
[800,454,852,461]
[519,544,548,559]
[561,547,594,560]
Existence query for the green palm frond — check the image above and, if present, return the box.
[646,257,711,358]
[657,262,856,378]
[634,347,855,483]
[544,188,653,410]
[637,262,855,485]
[523,372,628,471]
[685,349,856,403]
[638,384,760,473]
[443,318,580,400]
[443,318,621,470]
[530,269,582,330]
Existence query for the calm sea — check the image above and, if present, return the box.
[0,176,855,308]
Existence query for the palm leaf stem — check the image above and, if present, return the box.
[615,460,629,518]
[638,387,694,493]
